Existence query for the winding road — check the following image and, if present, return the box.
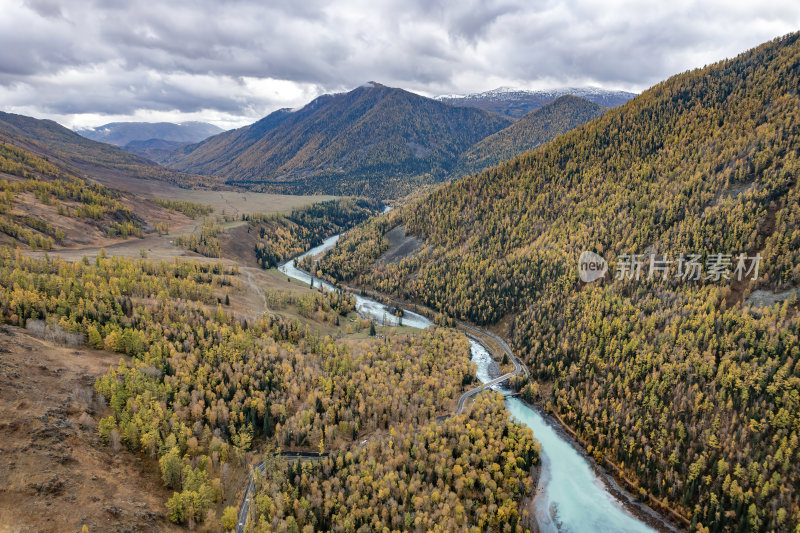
[235,452,326,533]
[456,333,527,414]
[235,464,260,532]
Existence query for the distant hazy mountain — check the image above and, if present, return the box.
[454,95,607,177]
[122,138,188,162]
[163,82,512,198]
[77,121,223,147]
[438,86,635,118]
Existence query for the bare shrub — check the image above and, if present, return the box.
[140,366,162,379]
[73,387,93,410]
[25,319,47,338]
[110,428,121,454]
[77,412,96,430]
[25,319,87,347]
[221,462,230,487]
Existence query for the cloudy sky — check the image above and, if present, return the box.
[1,0,798,130]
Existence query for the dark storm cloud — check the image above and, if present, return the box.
[0,0,798,128]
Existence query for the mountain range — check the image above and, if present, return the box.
[1,86,612,199]
[160,82,513,198]
[77,121,223,147]
[437,86,635,118]
[160,83,616,198]
[76,121,224,164]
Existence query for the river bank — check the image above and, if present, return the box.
[513,397,681,533]
[278,239,678,532]
[333,279,681,532]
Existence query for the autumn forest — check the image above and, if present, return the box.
[0,20,799,533]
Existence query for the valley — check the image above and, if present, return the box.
[0,138,546,530]
[277,233,676,532]
[313,32,800,532]
[0,143,679,530]
[0,10,799,532]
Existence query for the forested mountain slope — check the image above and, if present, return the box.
[318,33,800,531]
[453,95,606,177]
[0,138,159,248]
[0,112,206,187]
[162,83,512,198]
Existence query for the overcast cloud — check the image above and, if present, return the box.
[1,0,798,129]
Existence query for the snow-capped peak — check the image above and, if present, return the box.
[437,86,635,101]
